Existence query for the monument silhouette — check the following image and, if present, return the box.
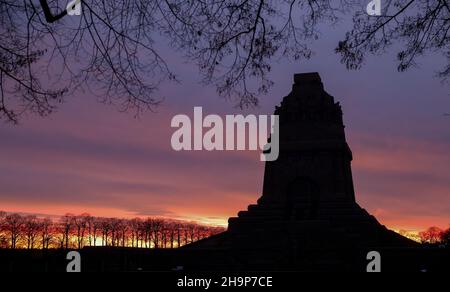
[185,72,417,270]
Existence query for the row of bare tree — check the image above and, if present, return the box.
[399,226,450,245]
[418,226,450,245]
[0,211,225,250]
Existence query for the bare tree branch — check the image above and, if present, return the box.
[0,0,447,123]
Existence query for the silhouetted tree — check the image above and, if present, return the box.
[109,218,121,247]
[38,218,53,249]
[54,224,65,249]
[118,219,129,247]
[0,211,7,248]
[141,218,151,248]
[151,218,163,248]
[84,215,95,246]
[4,213,24,249]
[92,217,102,247]
[60,213,75,249]
[419,226,443,244]
[99,218,110,246]
[175,223,183,248]
[336,0,449,78]
[74,213,90,249]
[23,215,40,249]
[129,218,141,248]
[167,222,176,248]
[186,223,197,244]
[2,1,446,123]
[441,227,450,246]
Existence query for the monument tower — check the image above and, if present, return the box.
[258,72,356,217]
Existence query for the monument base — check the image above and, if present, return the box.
[185,198,417,270]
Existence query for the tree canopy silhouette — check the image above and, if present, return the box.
[0,0,448,123]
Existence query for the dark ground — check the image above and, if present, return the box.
[0,245,448,272]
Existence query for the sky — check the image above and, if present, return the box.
[0,8,449,232]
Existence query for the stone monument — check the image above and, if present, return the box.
[186,73,416,270]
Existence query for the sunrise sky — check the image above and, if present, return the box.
[0,19,449,232]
